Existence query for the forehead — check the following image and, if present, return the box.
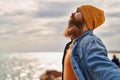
[76,8,83,18]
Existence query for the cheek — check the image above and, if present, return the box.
[75,13,82,21]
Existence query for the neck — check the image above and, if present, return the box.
[82,24,88,33]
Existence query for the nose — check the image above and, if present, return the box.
[71,13,75,18]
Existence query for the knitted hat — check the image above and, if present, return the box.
[78,4,105,30]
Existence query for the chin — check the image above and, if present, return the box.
[63,25,82,39]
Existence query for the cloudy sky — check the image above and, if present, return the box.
[0,0,120,53]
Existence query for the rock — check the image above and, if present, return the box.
[40,69,62,80]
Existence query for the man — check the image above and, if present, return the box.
[112,54,120,67]
[62,4,120,80]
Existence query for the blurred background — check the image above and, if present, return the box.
[0,0,120,80]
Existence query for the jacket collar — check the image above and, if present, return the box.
[74,30,93,42]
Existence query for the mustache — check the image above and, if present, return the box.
[69,19,76,27]
[69,14,77,27]
[69,13,85,28]
[69,18,80,27]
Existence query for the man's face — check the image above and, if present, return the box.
[68,8,84,28]
[70,8,83,22]
[63,8,85,39]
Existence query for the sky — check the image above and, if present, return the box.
[0,0,120,53]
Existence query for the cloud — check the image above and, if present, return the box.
[0,0,38,14]
[0,0,120,52]
[35,1,80,18]
[106,12,120,18]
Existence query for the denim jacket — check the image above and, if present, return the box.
[62,30,120,80]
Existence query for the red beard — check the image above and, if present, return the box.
[63,14,85,39]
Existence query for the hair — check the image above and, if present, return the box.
[63,15,85,40]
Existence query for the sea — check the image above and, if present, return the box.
[0,52,120,80]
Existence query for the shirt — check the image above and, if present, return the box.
[64,41,77,80]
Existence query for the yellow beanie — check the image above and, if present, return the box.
[79,4,105,30]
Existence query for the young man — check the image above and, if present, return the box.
[62,4,120,80]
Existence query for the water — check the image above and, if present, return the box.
[0,52,120,80]
[0,52,63,80]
